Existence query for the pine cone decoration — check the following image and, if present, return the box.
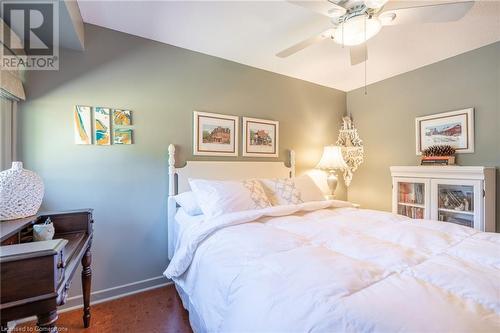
[423,145,456,157]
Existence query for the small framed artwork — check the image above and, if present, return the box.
[113,128,133,144]
[94,107,111,145]
[415,108,474,154]
[242,117,279,157]
[73,105,92,144]
[193,111,238,156]
[113,109,132,126]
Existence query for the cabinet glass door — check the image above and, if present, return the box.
[436,184,476,228]
[396,181,426,219]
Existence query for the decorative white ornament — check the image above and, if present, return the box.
[33,218,55,241]
[0,162,44,220]
[336,116,364,187]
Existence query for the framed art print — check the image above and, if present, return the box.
[113,109,132,126]
[415,108,474,154]
[242,117,279,157]
[73,105,92,144]
[193,111,238,156]
[113,128,133,145]
[94,107,111,145]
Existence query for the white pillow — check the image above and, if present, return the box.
[173,191,203,216]
[189,178,271,218]
[294,174,326,202]
[259,178,303,206]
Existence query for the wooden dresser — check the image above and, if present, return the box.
[0,209,94,332]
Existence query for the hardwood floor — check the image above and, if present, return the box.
[16,284,193,333]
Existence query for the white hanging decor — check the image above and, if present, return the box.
[336,116,364,187]
[0,162,44,221]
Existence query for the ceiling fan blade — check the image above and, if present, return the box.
[276,29,333,58]
[379,1,475,26]
[350,44,368,66]
[288,1,347,18]
[383,0,472,11]
[364,0,389,10]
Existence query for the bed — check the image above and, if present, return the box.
[164,144,500,333]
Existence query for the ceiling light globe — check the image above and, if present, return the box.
[333,15,382,46]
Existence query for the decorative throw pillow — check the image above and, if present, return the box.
[189,178,271,218]
[294,174,326,202]
[242,180,272,209]
[173,191,203,216]
[259,178,303,206]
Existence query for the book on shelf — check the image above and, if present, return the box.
[420,156,455,165]
[415,184,424,205]
[399,205,424,219]
[399,183,424,205]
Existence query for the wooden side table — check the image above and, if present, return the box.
[0,209,94,332]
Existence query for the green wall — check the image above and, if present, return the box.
[19,24,346,304]
[347,42,500,231]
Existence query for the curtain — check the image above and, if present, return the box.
[0,95,16,171]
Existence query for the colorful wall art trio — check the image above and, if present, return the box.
[74,106,134,145]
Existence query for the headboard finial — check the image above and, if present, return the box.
[168,144,176,196]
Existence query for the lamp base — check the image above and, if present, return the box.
[326,170,338,199]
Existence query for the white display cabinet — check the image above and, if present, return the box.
[390,166,496,232]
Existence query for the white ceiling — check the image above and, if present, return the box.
[78,0,500,92]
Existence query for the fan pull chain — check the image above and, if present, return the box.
[342,21,344,48]
[364,15,367,95]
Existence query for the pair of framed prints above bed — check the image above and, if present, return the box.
[193,111,279,157]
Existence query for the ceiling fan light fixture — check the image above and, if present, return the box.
[333,15,381,46]
[364,0,389,9]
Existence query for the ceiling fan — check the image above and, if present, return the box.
[277,0,475,65]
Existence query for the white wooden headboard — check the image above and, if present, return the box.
[167,144,295,259]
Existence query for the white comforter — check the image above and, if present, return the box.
[164,201,500,332]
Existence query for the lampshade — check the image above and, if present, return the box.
[316,146,348,170]
[333,15,382,46]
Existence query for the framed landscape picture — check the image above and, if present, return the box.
[415,108,474,154]
[193,111,238,156]
[242,117,279,157]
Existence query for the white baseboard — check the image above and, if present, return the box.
[14,276,172,326]
[65,275,170,306]
[63,275,172,311]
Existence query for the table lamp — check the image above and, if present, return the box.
[316,145,348,198]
